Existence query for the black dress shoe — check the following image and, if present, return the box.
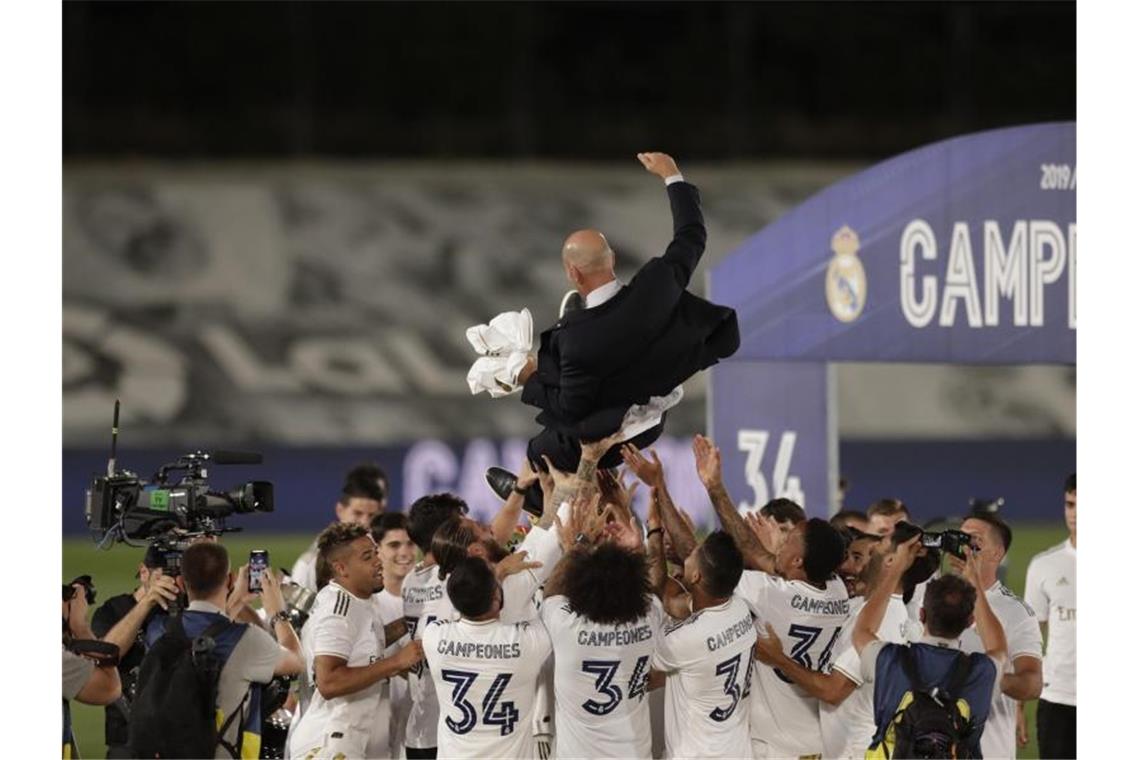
[485,466,518,501]
[559,290,585,318]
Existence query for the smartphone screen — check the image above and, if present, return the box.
[249,549,270,593]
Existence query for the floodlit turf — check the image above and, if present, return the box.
[63,523,1069,759]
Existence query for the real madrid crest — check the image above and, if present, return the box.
[825,225,867,322]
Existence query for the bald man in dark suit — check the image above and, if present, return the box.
[489,153,739,508]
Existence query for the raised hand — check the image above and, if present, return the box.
[495,550,543,580]
[143,574,180,612]
[692,434,723,490]
[636,152,680,180]
[598,468,639,521]
[540,455,576,493]
[748,510,786,556]
[516,458,540,491]
[554,491,604,551]
[603,512,644,553]
[621,443,664,486]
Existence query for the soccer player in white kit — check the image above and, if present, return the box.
[954,513,1043,760]
[402,493,472,760]
[423,556,553,759]
[289,523,424,760]
[1023,472,1076,759]
[650,530,756,760]
[754,525,932,758]
[691,434,849,759]
[291,464,387,591]
[540,535,664,759]
[369,512,419,759]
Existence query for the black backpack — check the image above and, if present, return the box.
[887,647,977,759]
[128,613,245,759]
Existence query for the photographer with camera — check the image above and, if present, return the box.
[953,512,1043,760]
[88,545,180,758]
[64,578,122,758]
[129,541,304,758]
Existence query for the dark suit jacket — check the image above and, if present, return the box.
[521,181,739,439]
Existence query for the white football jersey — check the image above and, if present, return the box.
[735,571,851,757]
[402,563,447,749]
[960,581,1043,760]
[540,593,664,758]
[1024,540,1076,706]
[374,588,413,758]
[823,595,910,759]
[652,596,756,760]
[289,582,382,760]
[422,617,553,759]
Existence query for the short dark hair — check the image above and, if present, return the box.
[563,544,651,625]
[371,512,409,543]
[340,463,387,504]
[317,522,370,567]
[867,498,909,520]
[432,517,480,580]
[923,574,978,638]
[1064,472,1076,494]
[802,518,846,584]
[761,498,806,525]
[407,493,469,553]
[964,511,1012,554]
[698,531,745,598]
[447,556,498,618]
[181,542,230,598]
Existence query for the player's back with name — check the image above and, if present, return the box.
[652,596,756,760]
[422,617,552,759]
[542,595,664,759]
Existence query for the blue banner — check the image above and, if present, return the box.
[710,361,835,517]
[710,123,1075,364]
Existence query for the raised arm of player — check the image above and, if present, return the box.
[491,458,539,546]
[854,536,920,654]
[962,547,1010,671]
[754,623,857,706]
[692,434,777,573]
[622,444,697,560]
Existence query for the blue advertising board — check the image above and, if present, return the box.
[710,123,1075,364]
[710,361,835,516]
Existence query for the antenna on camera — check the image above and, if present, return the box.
[107,399,120,478]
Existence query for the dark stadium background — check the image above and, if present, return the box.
[63,3,1075,757]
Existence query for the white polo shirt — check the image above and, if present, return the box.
[1024,539,1076,706]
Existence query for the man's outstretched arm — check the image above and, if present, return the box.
[637,152,706,288]
[692,434,778,573]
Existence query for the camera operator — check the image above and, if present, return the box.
[291,464,388,592]
[88,546,179,758]
[63,580,122,758]
[135,542,304,758]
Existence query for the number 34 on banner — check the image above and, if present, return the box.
[736,429,805,511]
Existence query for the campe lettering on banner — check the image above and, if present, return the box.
[899,219,1076,330]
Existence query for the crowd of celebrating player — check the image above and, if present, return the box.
[64,434,1075,760]
[252,434,1071,760]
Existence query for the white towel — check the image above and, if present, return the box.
[466,308,534,397]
